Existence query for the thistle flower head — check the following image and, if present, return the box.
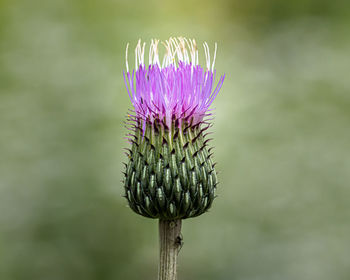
[123,37,225,133]
[122,37,225,220]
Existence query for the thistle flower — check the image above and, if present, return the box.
[123,37,225,220]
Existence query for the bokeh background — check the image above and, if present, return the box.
[1,0,349,279]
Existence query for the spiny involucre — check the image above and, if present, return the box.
[122,37,225,220]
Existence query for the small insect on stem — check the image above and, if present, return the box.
[175,233,184,254]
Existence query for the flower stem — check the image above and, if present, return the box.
[158,219,182,280]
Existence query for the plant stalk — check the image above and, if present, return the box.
[158,219,182,280]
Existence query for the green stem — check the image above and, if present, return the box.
[158,219,182,280]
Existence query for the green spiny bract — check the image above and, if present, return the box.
[123,119,218,220]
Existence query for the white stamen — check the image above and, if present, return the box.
[212,42,217,72]
[203,42,210,70]
[137,40,143,67]
[135,39,140,69]
[152,39,160,66]
[207,43,211,69]
[141,42,146,66]
[166,40,172,66]
[186,38,196,66]
[178,37,189,64]
[171,37,182,63]
[128,37,218,71]
[149,39,154,66]
[203,42,207,68]
[161,42,167,68]
[125,43,129,73]
[172,41,177,64]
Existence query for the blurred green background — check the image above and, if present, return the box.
[1,0,349,279]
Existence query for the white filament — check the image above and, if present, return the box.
[212,42,217,72]
[125,43,129,73]
[125,37,218,72]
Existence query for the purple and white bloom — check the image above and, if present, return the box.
[122,37,225,220]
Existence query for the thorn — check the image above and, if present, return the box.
[209,169,217,175]
[203,132,213,138]
[183,123,191,133]
[192,133,201,144]
[123,148,132,154]
[162,119,169,131]
[154,124,159,133]
[175,118,179,128]
[130,140,139,147]
[203,138,213,146]
[126,134,138,141]
[198,125,210,136]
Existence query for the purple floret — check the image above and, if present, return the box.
[123,38,225,131]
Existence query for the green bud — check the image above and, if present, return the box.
[123,121,218,220]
